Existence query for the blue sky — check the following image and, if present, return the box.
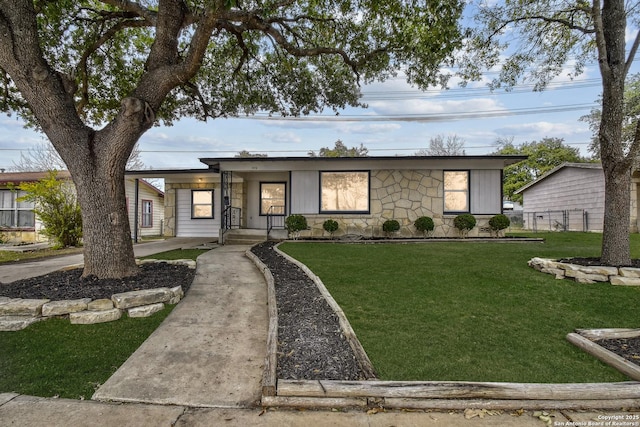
[0,15,638,171]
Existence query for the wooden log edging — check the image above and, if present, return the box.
[245,248,278,397]
[273,243,378,380]
[567,332,640,381]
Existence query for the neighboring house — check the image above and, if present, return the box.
[514,162,638,232]
[124,177,165,239]
[128,155,525,241]
[0,171,164,243]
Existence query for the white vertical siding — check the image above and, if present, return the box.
[291,171,319,214]
[176,188,219,237]
[470,170,501,214]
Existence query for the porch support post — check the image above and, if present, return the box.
[134,178,139,243]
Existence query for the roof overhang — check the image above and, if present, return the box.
[200,155,528,173]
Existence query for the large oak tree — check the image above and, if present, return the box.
[458,0,640,266]
[0,0,464,278]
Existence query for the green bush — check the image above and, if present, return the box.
[285,214,308,239]
[453,214,476,238]
[414,216,434,236]
[17,171,82,248]
[489,214,511,237]
[323,219,339,237]
[382,219,401,237]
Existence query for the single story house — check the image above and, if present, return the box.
[128,155,526,242]
[514,162,639,232]
[0,171,164,243]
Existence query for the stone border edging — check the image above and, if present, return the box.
[529,257,640,285]
[250,244,640,410]
[0,259,196,331]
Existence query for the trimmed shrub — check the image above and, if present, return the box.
[453,213,476,238]
[382,219,401,237]
[322,219,339,238]
[489,214,510,237]
[285,214,308,239]
[414,216,434,237]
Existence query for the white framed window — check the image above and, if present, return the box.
[260,182,286,216]
[320,171,369,213]
[191,190,214,219]
[0,190,35,228]
[444,171,469,213]
[141,199,153,228]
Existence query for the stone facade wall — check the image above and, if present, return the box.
[300,169,493,238]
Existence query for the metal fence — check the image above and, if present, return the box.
[522,209,590,232]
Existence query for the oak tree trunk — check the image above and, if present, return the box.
[598,0,632,266]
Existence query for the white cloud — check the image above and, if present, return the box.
[495,121,589,137]
[368,97,504,116]
[263,132,302,144]
[335,123,402,134]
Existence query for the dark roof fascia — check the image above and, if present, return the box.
[125,168,214,176]
[515,162,602,195]
[200,155,528,168]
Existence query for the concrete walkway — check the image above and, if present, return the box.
[92,245,268,408]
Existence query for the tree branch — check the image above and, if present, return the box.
[625,30,640,77]
[592,0,610,79]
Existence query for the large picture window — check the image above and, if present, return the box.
[191,190,213,219]
[0,190,35,228]
[260,182,286,215]
[320,171,369,213]
[444,171,469,213]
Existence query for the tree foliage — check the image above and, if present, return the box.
[457,0,640,265]
[416,134,465,156]
[17,171,82,248]
[309,140,369,157]
[494,137,586,204]
[0,0,465,278]
[580,73,640,159]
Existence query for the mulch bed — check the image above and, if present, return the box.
[250,241,365,381]
[597,337,640,367]
[0,263,195,301]
[558,257,640,268]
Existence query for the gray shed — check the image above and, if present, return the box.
[515,163,606,231]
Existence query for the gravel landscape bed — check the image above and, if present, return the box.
[0,263,195,300]
[250,241,365,381]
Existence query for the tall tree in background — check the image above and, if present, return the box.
[494,137,585,204]
[416,134,466,156]
[308,140,369,157]
[0,0,464,278]
[458,0,640,266]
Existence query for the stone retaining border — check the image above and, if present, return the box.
[0,259,195,331]
[251,244,640,410]
[529,257,640,285]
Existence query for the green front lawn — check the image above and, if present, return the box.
[279,232,640,383]
[0,248,206,398]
